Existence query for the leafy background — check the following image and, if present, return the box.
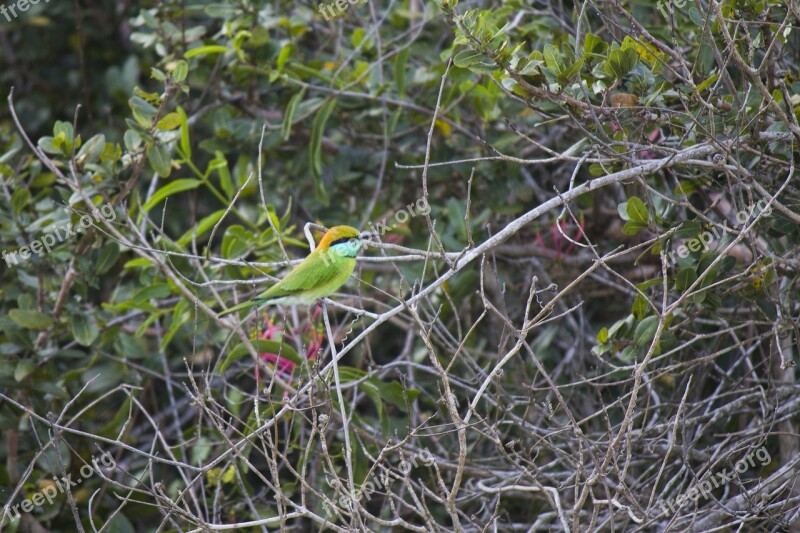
[1,0,799,531]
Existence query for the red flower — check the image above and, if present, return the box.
[535,217,585,259]
[255,306,323,384]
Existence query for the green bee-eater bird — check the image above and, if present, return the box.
[219,225,366,317]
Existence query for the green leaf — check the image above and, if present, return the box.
[377,380,420,411]
[590,163,607,176]
[636,278,663,291]
[620,346,637,361]
[309,98,337,179]
[213,151,233,199]
[596,327,609,343]
[129,96,158,127]
[561,58,584,82]
[192,436,213,465]
[352,28,370,49]
[689,289,707,304]
[584,33,607,56]
[177,209,227,247]
[146,142,172,177]
[543,44,564,74]
[95,241,120,274]
[72,314,99,346]
[131,311,160,332]
[76,134,106,164]
[453,49,497,74]
[604,47,639,79]
[591,343,612,356]
[281,89,305,141]
[696,72,719,93]
[675,267,697,291]
[105,513,135,533]
[658,331,677,352]
[132,283,172,304]
[98,397,132,437]
[608,314,634,338]
[622,221,647,235]
[185,45,230,58]
[276,44,293,71]
[53,120,73,141]
[38,136,61,155]
[177,107,191,158]
[626,196,649,224]
[337,366,367,382]
[634,315,660,348]
[221,464,236,483]
[618,201,631,221]
[162,298,190,350]
[631,293,648,320]
[9,309,53,330]
[674,220,702,239]
[688,6,704,26]
[172,59,189,82]
[156,113,182,131]
[360,380,385,428]
[123,258,154,270]
[453,49,485,68]
[221,225,251,259]
[124,130,142,152]
[771,214,797,235]
[673,180,700,195]
[15,359,35,382]
[142,179,202,212]
[10,188,30,216]
[218,340,301,375]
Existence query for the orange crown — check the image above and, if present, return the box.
[315,225,360,250]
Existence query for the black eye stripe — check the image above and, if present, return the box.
[330,236,357,246]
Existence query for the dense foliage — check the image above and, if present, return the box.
[1,0,799,531]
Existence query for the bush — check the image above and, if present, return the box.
[1,0,798,530]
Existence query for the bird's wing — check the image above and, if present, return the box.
[218,299,257,317]
[218,253,354,317]
[218,258,334,317]
[259,252,352,301]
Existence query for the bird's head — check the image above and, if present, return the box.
[316,225,365,259]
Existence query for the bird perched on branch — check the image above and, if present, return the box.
[219,225,367,317]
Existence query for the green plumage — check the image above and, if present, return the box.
[218,225,363,317]
[254,250,356,306]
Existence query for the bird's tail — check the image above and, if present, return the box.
[218,298,267,318]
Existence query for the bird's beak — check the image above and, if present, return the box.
[359,231,379,241]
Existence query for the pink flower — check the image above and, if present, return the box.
[535,217,585,259]
[255,306,323,384]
